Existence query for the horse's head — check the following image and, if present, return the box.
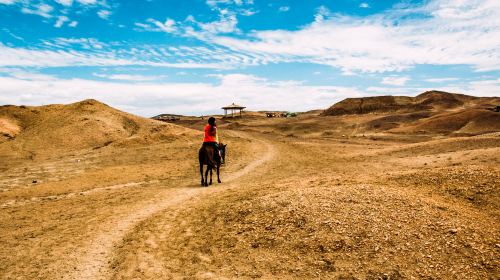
[219,143,227,164]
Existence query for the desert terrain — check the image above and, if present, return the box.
[0,91,499,279]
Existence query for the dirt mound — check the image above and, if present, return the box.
[392,108,500,135]
[321,91,489,117]
[414,90,474,109]
[0,99,196,158]
[321,95,418,116]
[390,166,500,214]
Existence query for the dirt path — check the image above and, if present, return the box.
[63,131,276,280]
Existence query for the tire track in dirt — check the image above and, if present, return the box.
[63,131,276,280]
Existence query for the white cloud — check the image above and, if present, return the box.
[200,0,500,73]
[135,18,177,33]
[150,18,176,32]
[314,5,331,22]
[425,77,460,83]
[0,68,57,81]
[52,37,106,49]
[199,13,238,34]
[0,0,18,4]
[0,43,228,69]
[1,72,497,117]
[240,9,257,16]
[68,21,78,27]
[93,73,166,81]
[0,73,363,116]
[278,6,290,12]
[206,0,252,8]
[77,0,97,5]
[97,10,111,20]
[138,11,239,37]
[55,0,73,6]
[381,76,410,86]
[21,3,53,18]
[359,3,370,9]
[7,0,109,24]
[54,16,69,28]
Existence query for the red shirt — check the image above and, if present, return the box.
[203,124,217,142]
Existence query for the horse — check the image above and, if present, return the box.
[199,143,226,186]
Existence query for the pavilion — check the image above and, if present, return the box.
[222,103,246,117]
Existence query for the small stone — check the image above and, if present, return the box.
[449,228,458,234]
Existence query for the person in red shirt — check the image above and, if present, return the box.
[203,117,221,159]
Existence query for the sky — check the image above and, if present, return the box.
[0,0,499,117]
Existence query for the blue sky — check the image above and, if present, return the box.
[0,0,499,116]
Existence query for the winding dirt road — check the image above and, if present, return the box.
[64,131,276,280]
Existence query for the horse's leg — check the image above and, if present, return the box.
[217,163,221,183]
[200,163,204,186]
[204,167,209,186]
[209,166,213,185]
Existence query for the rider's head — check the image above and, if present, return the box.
[208,117,216,126]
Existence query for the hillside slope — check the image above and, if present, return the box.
[321,91,499,116]
[319,91,500,136]
[0,99,197,159]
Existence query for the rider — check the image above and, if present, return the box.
[203,117,221,159]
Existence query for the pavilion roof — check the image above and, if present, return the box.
[222,103,246,109]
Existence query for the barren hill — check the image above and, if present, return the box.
[318,91,500,136]
[0,99,196,159]
[321,90,498,116]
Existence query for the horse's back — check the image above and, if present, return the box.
[199,145,216,166]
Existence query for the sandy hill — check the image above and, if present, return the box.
[0,99,197,158]
[316,91,500,136]
[321,90,499,116]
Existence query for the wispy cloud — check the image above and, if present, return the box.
[359,3,369,9]
[54,16,70,28]
[0,0,19,4]
[97,10,111,20]
[0,43,229,69]
[278,6,290,12]
[381,76,410,86]
[0,73,363,116]
[55,0,73,7]
[21,3,54,18]
[425,77,460,83]
[194,0,500,73]
[93,73,166,81]
[135,18,177,33]
[5,0,111,26]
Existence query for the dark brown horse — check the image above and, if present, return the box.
[199,144,226,186]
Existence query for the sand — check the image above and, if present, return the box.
[0,94,499,279]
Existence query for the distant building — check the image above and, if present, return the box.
[265,111,297,118]
[222,103,246,117]
[152,114,181,122]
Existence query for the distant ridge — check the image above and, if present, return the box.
[320,90,497,116]
[321,91,500,135]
